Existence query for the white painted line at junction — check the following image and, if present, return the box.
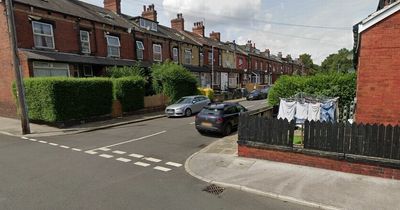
[116,158,131,163]
[72,148,82,152]
[21,137,29,140]
[154,166,171,172]
[91,131,167,150]
[60,145,70,149]
[245,105,255,109]
[134,162,150,167]
[165,162,182,167]
[144,157,161,163]
[29,139,37,142]
[129,153,144,158]
[113,150,126,155]
[49,143,58,146]
[85,150,98,155]
[97,147,111,151]
[189,122,195,125]
[38,140,47,144]
[99,154,114,158]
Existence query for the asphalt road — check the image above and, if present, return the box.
[0,100,315,210]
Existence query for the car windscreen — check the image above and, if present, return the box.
[176,98,192,104]
[200,107,222,115]
[250,90,260,94]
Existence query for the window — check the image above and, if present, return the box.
[139,18,158,31]
[80,30,91,54]
[32,21,55,49]
[208,51,213,64]
[153,44,162,62]
[33,62,69,77]
[200,53,204,66]
[136,41,144,60]
[83,65,93,77]
[218,53,222,66]
[106,35,120,57]
[172,47,179,63]
[255,61,258,70]
[224,106,238,115]
[184,49,192,64]
[239,58,243,66]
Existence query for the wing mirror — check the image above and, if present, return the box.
[192,100,196,104]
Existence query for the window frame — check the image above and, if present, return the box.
[153,44,162,62]
[172,47,179,63]
[80,30,91,54]
[208,51,213,64]
[32,61,70,77]
[106,35,121,58]
[136,41,144,60]
[32,21,55,49]
[184,49,192,65]
[83,65,93,77]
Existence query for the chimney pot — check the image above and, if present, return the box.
[142,4,157,22]
[171,13,185,31]
[192,21,205,37]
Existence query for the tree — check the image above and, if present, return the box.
[298,53,320,74]
[321,48,354,73]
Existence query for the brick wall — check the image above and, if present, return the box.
[356,11,400,126]
[238,144,400,180]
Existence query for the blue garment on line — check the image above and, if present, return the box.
[320,101,335,122]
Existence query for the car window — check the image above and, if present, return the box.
[200,107,222,115]
[201,96,208,101]
[194,97,201,102]
[224,106,238,115]
[236,105,246,112]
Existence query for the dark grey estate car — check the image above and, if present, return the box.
[195,102,247,136]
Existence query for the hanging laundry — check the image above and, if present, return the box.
[320,101,336,122]
[295,102,308,123]
[277,99,296,121]
[307,102,321,122]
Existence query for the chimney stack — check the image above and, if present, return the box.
[209,31,221,42]
[246,40,252,52]
[142,4,157,22]
[171,13,184,31]
[192,21,205,37]
[278,52,283,58]
[104,0,121,14]
[265,49,270,57]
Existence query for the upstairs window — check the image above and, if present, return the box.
[139,18,158,31]
[208,51,213,64]
[136,41,144,60]
[239,58,243,67]
[172,47,179,63]
[153,44,162,62]
[80,30,91,54]
[255,61,258,70]
[32,21,55,49]
[219,53,222,66]
[184,49,192,65]
[200,53,204,66]
[106,35,120,57]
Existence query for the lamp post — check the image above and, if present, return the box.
[211,45,214,89]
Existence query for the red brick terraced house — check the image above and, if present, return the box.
[353,0,400,125]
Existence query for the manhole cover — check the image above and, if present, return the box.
[203,184,224,195]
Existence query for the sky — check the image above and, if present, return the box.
[82,0,377,64]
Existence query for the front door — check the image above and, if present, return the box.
[221,72,228,91]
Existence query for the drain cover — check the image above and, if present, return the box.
[203,184,224,195]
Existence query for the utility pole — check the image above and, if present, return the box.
[5,0,30,134]
[211,45,214,89]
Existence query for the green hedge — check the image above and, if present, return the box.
[268,72,356,109]
[152,62,198,103]
[113,76,146,112]
[14,77,113,122]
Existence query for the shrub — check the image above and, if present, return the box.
[152,61,198,103]
[113,76,146,112]
[14,77,113,122]
[268,72,356,110]
[198,88,214,100]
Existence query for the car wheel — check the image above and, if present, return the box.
[185,108,192,117]
[223,123,232,136]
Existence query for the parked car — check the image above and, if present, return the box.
[165,95,211,117]
[195,102,247,136]
[246,87,270,100]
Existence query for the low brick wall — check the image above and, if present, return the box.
[238,142,400,180]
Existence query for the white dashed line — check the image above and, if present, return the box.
[60,145,70,149]
[97,147,111,151]
[154,166,171,172]
[21,137,29,140]
[144,157,161,163]
[165,162,182,167]
[29,139,37,142]
[85,150,98,155]
[72,148,82,152]
[129,153,144,158]
[112,150,126,155]
[49,143,58,146]
[116,158,131,163]
[38,140,48,144]
[134,162,150,167]
[99,154,114,158]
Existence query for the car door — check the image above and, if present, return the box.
[200,96,210,108]
[224,106,239,126]
[192,97,203,113]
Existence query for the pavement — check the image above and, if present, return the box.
[185,134,400,210]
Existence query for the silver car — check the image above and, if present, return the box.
[165,95,211,117]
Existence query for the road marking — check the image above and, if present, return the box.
[165,162,182,167]
[97,147,111,151]
[85,150,98,155]
[154,166,171,172]
[245,105,255,109]
[29,139,37,142]
[91,131,167,150]
[21,136,29,140]
[49,143,58,146]
[129,153,144,158]
[72,148,82,152]
[144,157,161,163]
[134,162,150,167]
[112,150,126,155]
[60,145,70,149]
[38,140,47,144]
[99,154,114,158]
[116,158,131,163]
[189,122,195,125]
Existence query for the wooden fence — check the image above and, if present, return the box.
[304,121,400,160]
[239,114,295,147]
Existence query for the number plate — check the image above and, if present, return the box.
[201,122,212,127]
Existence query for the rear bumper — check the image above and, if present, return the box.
[195,124,223,133]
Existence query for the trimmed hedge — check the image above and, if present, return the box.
[152,62,198,103]
[15,77,113,122]
[268,72,356,109]
[113,76,146,112]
